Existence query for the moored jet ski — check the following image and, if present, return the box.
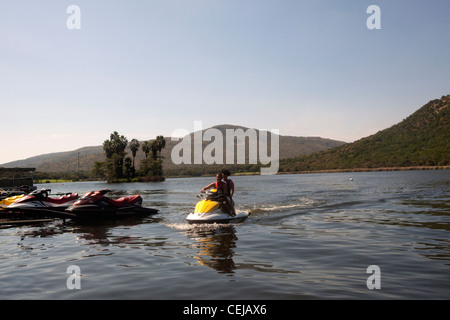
[1,191,24,201]
[0,186,32,202]
[64,189,158,219]
[6,189,79,217]
[0,194,26,211]
[186,189,249,224]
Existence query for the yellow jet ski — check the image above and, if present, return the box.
[0,194,26,211]
[186,189,249,224]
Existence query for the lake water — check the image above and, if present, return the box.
[0,170,449,300]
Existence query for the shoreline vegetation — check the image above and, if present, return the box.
[33,165,450,184]
[277,165,450,175]
[93,131,167,183]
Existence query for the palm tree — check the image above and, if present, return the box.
[103,131,128,179]
[150,140,159,161]
[140,136,166,179]
[155,135,166,157]
[129,139,140,176]
[108,131,128,154]
[124,156,132,180]
[142,140,151,159]
[103,140,113,159]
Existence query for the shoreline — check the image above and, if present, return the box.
[167,165,450,178]
[32,166,450,183]
[277,165,450,175]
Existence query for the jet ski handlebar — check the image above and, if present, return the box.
[198,189,226,201]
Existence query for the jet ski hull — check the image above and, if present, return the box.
[63,189,159,220]
[8,202,75,212]
[5,189,79,217]
[186,211,249,224]
[6,200,79,219]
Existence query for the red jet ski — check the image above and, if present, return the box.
[6,188,79,217]
[64,189,158,219]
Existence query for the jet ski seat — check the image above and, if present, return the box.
[45,193,79,204]
[106,195,142,207]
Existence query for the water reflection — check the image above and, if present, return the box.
[70,216,162,244]
[184,225,238,274]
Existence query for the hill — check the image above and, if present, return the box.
[280,95,450,172]
[1,146,105,173]
[1,125,345,176]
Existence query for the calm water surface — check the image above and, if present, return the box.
[0,171,449,299]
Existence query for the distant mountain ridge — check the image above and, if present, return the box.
[280,95,450,172]
[6,93,448,177]
[0,125,345,174]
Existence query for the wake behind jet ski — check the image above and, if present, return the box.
[64,189,158,220]
[6,188,79,217]
[186,189,249,224]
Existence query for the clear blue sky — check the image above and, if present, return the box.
[1,0,449,164]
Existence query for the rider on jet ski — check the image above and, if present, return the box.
[201,173,236,216]
[221,169,234,198]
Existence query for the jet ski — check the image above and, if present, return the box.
[186,189,249,224]
[6,188,79,218]
[1,191,24,201]
[64,189,158,220]
[0,194,26,211]
[0,186,32,202]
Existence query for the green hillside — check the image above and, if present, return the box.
[280,95,450,172]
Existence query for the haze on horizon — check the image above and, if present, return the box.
[1,1,449,165]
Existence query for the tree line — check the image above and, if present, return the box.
[92,131,166,182]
